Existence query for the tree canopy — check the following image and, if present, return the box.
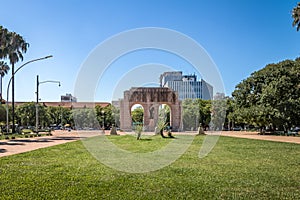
[0,26,29,63]
[131,106,144,124]
[292,2,300,31]
[231,59,300,131]
[182,99,211,131]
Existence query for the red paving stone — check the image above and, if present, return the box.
[0,130,101,158]
[219,131,300,144]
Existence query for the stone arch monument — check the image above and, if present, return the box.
[119,87,181,132]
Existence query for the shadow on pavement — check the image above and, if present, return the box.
[0,141,25,146]
[50,136,84,141]
[11,139,53,143]
[0,149,7,153]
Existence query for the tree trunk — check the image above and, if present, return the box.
[0,76,2,103]
[160,129,166,138]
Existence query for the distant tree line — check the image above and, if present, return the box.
[0,103,119,131]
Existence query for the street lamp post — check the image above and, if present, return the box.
[36,75,60,133]
[6,55,53,135]
[101,110,105,133]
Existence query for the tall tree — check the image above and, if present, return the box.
[232,59,300,131]
[95,104,115,128]
[46,106,72,127]
[195,99,211,129]
[210,99,226,131]
[292,2,300,31]
[182,99,212,131]
[15,102,48,128]
[0,26,29,133]
[0,26,10,54]
[72,108,99,129]
[0,61,9,102]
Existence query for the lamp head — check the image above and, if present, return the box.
[44,55,53,59]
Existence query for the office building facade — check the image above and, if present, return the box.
[160,71,213,100]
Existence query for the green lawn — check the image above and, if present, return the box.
[0,135,300,199]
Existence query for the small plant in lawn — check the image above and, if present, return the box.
[135,125,143,140]
[156,119,168,138]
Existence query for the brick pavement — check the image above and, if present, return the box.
[218,131,300,144]
[0,130,100,158]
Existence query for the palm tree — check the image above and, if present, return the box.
[0,61,10,103]
[0,26,10,56]
[0,27,29,133]
[292,2,300,31]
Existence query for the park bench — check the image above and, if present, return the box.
[287,131,299,136]
[274,131,285,136]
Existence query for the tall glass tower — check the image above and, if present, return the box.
[159,71,213,100]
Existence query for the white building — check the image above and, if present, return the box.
[159,71,213,100]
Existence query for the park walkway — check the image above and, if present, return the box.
[0,130,100,158]
[219,131,300,144]
[1,131,300,158]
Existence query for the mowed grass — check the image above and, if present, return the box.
[1,135,300,199]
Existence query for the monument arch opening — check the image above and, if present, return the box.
[131,104,144,129]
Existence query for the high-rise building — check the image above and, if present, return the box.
[159,71,213,100]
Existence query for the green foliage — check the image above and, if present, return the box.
[72,108,99,129]
[131,106,144,124]
[232,59,300,130]
[0,61,9,77]
[111,105,120,127]
[1,136,300,199]
[15,102,48,127]
[182,99,211,131]
[21,129,33,134]
[0,25,29,64]
[158,104,170,125]
[0,104,6,122]
[156,118,167,132]
[95,104,116,128]
[10,103,115,130]
[15,102,35,126]
[156,105,170,137]
[47,106,70,126]
[224,97,234,129]
[0,61,10,102]
[292,2,300,31]
[210,99,226,130]
[135,124,143,140]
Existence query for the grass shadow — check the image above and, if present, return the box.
[138,138,153,141]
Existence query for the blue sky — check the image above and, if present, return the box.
[1,0,299,102]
